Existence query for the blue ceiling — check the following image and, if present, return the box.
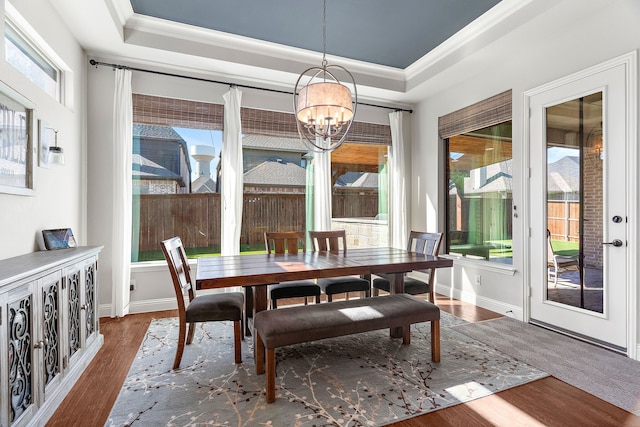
[129,0,501,69]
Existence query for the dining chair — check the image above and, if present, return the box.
[161,237,244,368]
[264,231,321,309]
[309,230,371,301]
[371,231,443,303]
[547,229,580,287]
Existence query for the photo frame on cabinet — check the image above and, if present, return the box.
[0,80,36,196]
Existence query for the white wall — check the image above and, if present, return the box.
[412,0,640,323]
[0,0,86,259]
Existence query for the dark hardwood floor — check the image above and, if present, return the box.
[47,294,640,427]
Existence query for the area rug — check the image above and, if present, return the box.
[106,313,547,426]
[453,317,640,415]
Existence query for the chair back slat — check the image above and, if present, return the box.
[264,231,306,255]
[407,231,442,256]
[161,237,195,312]
[309,230,346,254]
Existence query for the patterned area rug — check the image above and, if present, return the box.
[106,313,547,426]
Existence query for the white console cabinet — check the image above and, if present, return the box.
[0,246,103,427]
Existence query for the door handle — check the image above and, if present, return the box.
[602,239,623,247]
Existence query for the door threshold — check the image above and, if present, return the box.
[529,318,627,355]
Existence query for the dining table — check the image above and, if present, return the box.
[196,246,453,345]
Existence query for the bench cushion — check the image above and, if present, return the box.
[254,294,439,349]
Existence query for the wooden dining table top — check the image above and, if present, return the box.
[195,246,453,290]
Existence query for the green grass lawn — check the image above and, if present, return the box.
[550,239,579,257]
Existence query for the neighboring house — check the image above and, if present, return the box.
[132,125,191,194]
[243,157,306,193]
[335,171,379,194]
[547,156,580,201]
[241,134,376,194]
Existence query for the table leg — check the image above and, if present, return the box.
[244,286,254,336]
[252,284,268,365]
[389,273,404,338]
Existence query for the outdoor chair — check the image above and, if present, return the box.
[161,237,244,368]
[309,230,371,301]
[547,230,580,287]
[372,231,443,303]
[264,231,321,308]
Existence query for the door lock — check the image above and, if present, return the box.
[612,215,623,223]
[602,239,623,247]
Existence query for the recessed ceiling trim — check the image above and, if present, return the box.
[124,13,407,93]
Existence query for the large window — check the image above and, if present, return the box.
[131,94,391,262]
[441,90,513,264]
[4,22,59,100]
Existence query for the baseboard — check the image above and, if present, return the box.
[99,297,177,317]
[435,283,523,320]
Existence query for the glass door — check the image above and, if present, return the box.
[528,61,628,352]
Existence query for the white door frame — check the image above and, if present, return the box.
[521,51,638,359]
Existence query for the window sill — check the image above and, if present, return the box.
[441,254,516,276]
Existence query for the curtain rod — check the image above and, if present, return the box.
[89,59,413,113]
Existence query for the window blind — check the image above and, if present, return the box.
[438,89,512,139]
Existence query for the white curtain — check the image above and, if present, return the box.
[389,111,410,249]
[313,136,332,231]
[111,68,132,318]
[221,87,243,256]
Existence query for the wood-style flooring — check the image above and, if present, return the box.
[46,294,640,427]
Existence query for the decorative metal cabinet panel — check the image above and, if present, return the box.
[0,246,103,427]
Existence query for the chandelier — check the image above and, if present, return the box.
[293,0,357,152]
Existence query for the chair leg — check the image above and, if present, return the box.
[255,331,265,374]
[431,319,441,363]
[402,324,411,345]
[233,320,242,364]
[327,294,333,302]
[315,294,321,304]
[266,348,276,403]
[186,322,196,344]
[174,319,187,370]
[372,287,380,297]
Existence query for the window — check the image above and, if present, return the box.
[4,22,59,100]
[131,94,391,262]
[440,91,513,264]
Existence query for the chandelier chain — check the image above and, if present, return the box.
[322,0,327,68]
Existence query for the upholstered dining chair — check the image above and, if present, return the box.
[371,231,443,303]
[547,229,580,287]
[309,230,371,301]
[161,237,244,368]
[264,231,321,309]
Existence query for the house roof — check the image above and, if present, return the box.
[191,176,217,193]
[243,135,309,153]
[243,158,307,187]
[336,171,379,190]
[547,156,580,193]
[133,124,184,140]
[132,153,184,186]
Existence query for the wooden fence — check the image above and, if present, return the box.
[547,200,579,241]
[135,193,379,252]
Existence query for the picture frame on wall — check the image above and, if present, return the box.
[38,119,51,168]
[0,80,36,196]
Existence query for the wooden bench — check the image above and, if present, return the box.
[254,294,441,403]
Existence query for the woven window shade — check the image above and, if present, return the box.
[133,94,224,130]
[438,90,512,139]
[133,94,391,145]
[241,106,392,145]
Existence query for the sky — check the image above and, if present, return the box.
[173,127,223,181]
[547,146,579,164]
